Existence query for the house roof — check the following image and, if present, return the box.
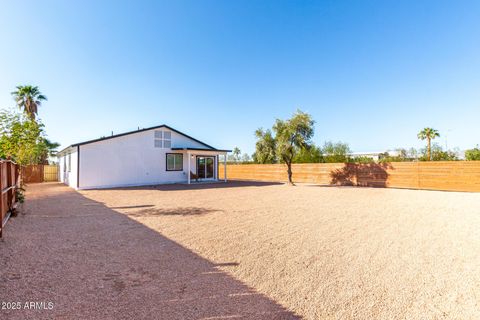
[58,124,227,155]
[171,147,231,152]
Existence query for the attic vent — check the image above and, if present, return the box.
[154,130,172,148]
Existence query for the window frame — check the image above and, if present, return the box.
[165,153,183,171]
[154,130,172,149]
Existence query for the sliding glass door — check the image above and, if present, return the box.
[196,156,215,180]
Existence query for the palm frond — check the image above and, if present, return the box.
[11,85,47,120]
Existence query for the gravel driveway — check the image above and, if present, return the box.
[2,181,480,319]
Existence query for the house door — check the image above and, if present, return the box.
[197,156,215,180]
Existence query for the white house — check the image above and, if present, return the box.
[348,150,402,161]
[57,125,230,189]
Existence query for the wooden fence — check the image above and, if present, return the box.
[219,161,480,192]
[1,160,19,238]
[43,165,59,182]
[22,164,59,183]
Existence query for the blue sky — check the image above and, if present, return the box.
[0,0,479,154]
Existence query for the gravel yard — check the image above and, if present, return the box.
[1,181,480,319]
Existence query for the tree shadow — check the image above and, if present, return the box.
[127,207,220,217]
[214,262,240,267]
[111,205,155,209]
[0,184,299,320]
[104,180,284,192]
[330,162,393,188]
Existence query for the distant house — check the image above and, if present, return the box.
[348,150,401,161]
[57,125,230,189]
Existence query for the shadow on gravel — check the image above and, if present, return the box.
[0,183,299,320]
[127,207,220,217]
[111,204,155,209]
[103,180,284,192]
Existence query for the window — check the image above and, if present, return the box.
[163,131,171,148]
[154,130,172,148]
[68,153,71,172]
[166,153,183,171]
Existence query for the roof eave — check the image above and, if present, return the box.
[57,145,75,156]
[171,147,231,152]
[67,124,217,150]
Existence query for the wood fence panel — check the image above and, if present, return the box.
[417,162,480,192]
[219,161,480,192]
[22,165,44,183]
[43,165,59,182]
[21,164,59,183]
[0,163,8,228]
[0,160,19,238]
[384,162,420,189]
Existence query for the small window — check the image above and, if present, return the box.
[68,154,71,172]
[166,153,183,171]
[154,130,172,148]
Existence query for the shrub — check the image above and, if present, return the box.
[465,146,480,160]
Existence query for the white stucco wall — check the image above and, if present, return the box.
[58,147,78,188]
[77,127,215,189]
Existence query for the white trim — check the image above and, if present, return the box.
[224,153,227,182]
[78,180,189,190]
[196,156,216,181]
[187,151,191,184]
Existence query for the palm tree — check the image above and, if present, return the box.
[40,138,61,164]
[417,128,440,160]
[11,85,47,120]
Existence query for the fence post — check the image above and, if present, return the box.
[6,162,11,212]
[0,161,19,238]
[12,163,18,203]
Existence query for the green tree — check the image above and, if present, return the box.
[0,109,52,165]
[41,138,61,163]
[11,85,47,120]
[378,148,411,162]
[321,141,351,163]
[232,147,241,163]
[241,153,251,163]
[273,110,315,184]
[419,143,457,161]
[407,147,419,160]
[253,128,277,164]
[465,146,480,160]
[293,145,322,163]
[417,128,440,161]
[349,156,374,163]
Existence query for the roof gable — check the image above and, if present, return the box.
[59,124,218,154]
